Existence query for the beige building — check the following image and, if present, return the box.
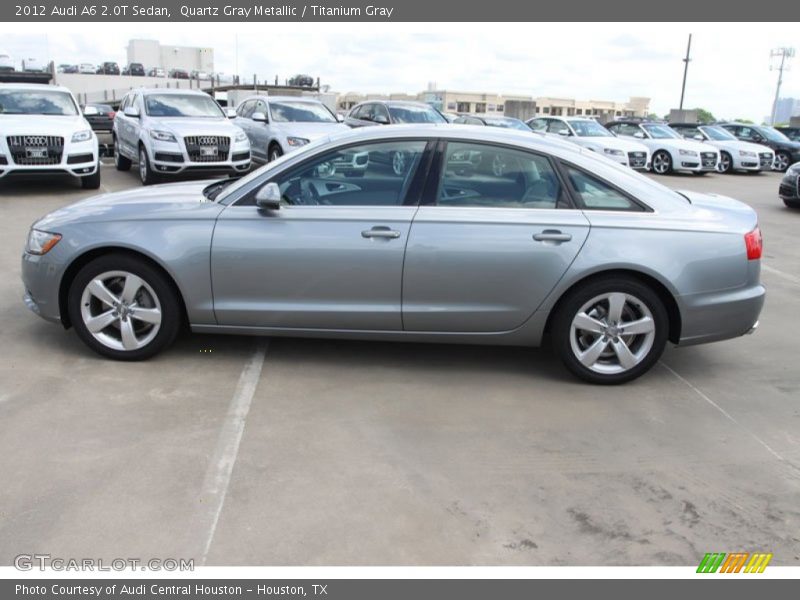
[127,39,214,73]
[534,96,650,120]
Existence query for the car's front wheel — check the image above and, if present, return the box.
[80,164,101,189]
[139,145,158,186]
[774,151,792,172]
[718,151,733,174]
[651,150,673,175]
[551,277,669,384]
[68,254,181,360]
[114,136,131,171]
[269,144,283,162]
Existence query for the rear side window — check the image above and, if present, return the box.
[565,166,644,212]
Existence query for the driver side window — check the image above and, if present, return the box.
[249,140,427,207]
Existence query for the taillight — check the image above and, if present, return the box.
[744,226,762,260]
[109,111,115,119]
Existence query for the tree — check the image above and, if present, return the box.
[694,108,716,124]
[732,118,754,124]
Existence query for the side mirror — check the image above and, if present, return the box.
[255,182,281,211]
[633,131,645,139]
[83,106,99,116]
[557,129,570,136]
[336,113,345,122]
[374,114,390,125]
[252,111,268,123]
[693,134,704,141]
[123,106,140,118]
[225,108,237,119]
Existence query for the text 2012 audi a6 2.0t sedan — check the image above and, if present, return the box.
[21,125,765,384]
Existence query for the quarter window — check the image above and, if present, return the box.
[565,166,643,211]
[436,142,567,209]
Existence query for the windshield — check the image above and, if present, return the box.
[0,90,78,115]
[387,105,447,124]
[483,117,530,131]
[269,101,337,123]
[701,126,736,141]
[571,120,613,137]
[758,127,790,142]
[642,124,680,139]
[144,94,224,118]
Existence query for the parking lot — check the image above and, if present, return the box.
[0,164,799,566]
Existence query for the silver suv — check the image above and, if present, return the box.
[113,88,250,185]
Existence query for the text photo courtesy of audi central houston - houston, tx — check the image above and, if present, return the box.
[0,10,799,596]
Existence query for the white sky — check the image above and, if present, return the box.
[1,21,798,121]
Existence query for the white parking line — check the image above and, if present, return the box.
[762,264,800,286]
[659,361,799,473]
[196,339,268,564]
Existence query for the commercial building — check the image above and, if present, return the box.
[774,97,800,125]
[126,39,214,73]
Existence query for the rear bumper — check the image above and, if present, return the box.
[676,283,765,346]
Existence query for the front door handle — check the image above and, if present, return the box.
[533,230,572,243]
[362,227,401,239]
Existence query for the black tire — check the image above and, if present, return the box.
[775,151,792,173]
[551,276,669,384]
[268,143,283,162]
[138,144,159,185]
[718,151,733,174]
[783,199,800,209]
[651,150,673,175]
[114,136,131,171]
[80,165,101,189]
[67,254,181,361]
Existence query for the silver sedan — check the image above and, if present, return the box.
[21,125,765,383]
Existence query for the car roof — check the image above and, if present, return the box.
[242,95,325,103]
[356,100,433,107]
[134,87,211,96]
[0,83,74,93]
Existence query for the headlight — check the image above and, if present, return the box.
[739,150,757,157]
[603,148,624,156]
[71,130,92,143]
[679,149,698,156]
[286,137,309,147]
[150,130,177,142]
[234,131,247,142]
[26,229,62,255]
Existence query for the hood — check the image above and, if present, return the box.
[678,190,758,234]
[660,138,718,154]
[704,140,772,154]
[148,117,242,137]
[34,180,225,230]
[579,136,649,153]
[0,114,91,136]
[271,121,349,142]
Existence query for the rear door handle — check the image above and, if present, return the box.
[533,230,572,243]
[362,227,401,239]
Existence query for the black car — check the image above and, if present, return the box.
[779,162,800,209]
[344,100,448,127]
[776,127,800,143]
[82,103,115,132]
[719,122,800,172]
[169,68,189,80]
[122,62,145,76]
[96,61,120,75]
[58,64,78,74]
[288,74,315,87]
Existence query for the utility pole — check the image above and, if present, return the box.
[770,47,795,125]
[679,34,692,110]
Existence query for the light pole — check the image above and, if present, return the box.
[770,47,795,125]
[679,34,692,111]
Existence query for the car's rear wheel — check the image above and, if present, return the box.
[552,277,669,384]
[80,165,101,189]
[68,255,181,360]
[651,150,673,175]
[775,151,792,172]
[718,151,733,173]
[139,145,158,185]
[114,136,131,171]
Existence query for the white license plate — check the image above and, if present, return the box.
[26,148,48,158]
[200,146,218,157]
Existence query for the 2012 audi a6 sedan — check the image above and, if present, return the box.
[21,125,765,384]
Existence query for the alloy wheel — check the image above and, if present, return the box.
[569,292,656,375]
[139,148,148,182]
[392,151,406,176]
[652,152,671,174]
[79,270,162,352]
[775,153,790,172]
[719,152,732,173]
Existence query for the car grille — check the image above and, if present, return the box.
[701,152,717,168]
[183,135,230,162]
[759,152,774,168]
[6,135,64,165]
[627,151,647,168]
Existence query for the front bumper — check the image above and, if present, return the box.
[0,136,98,180]
[678,152,719,172]
[778,172,799,200]
[21,251,67,324]
[148,137,251,176]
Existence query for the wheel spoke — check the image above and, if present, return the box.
[85,309,117,333]
[131,306,161,325]
[621,316,654,335]
[611,338,637,370]
[120,319,138,350]
[607,293,626,323]
[573,312,606,334]
[87,279,119,307]
[120,274,144,304]
[578,336,608,367]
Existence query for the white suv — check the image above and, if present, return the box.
[528,116,651,170]
[113,88,250,185]
[605,120,720,175]
[0,84,100,189]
